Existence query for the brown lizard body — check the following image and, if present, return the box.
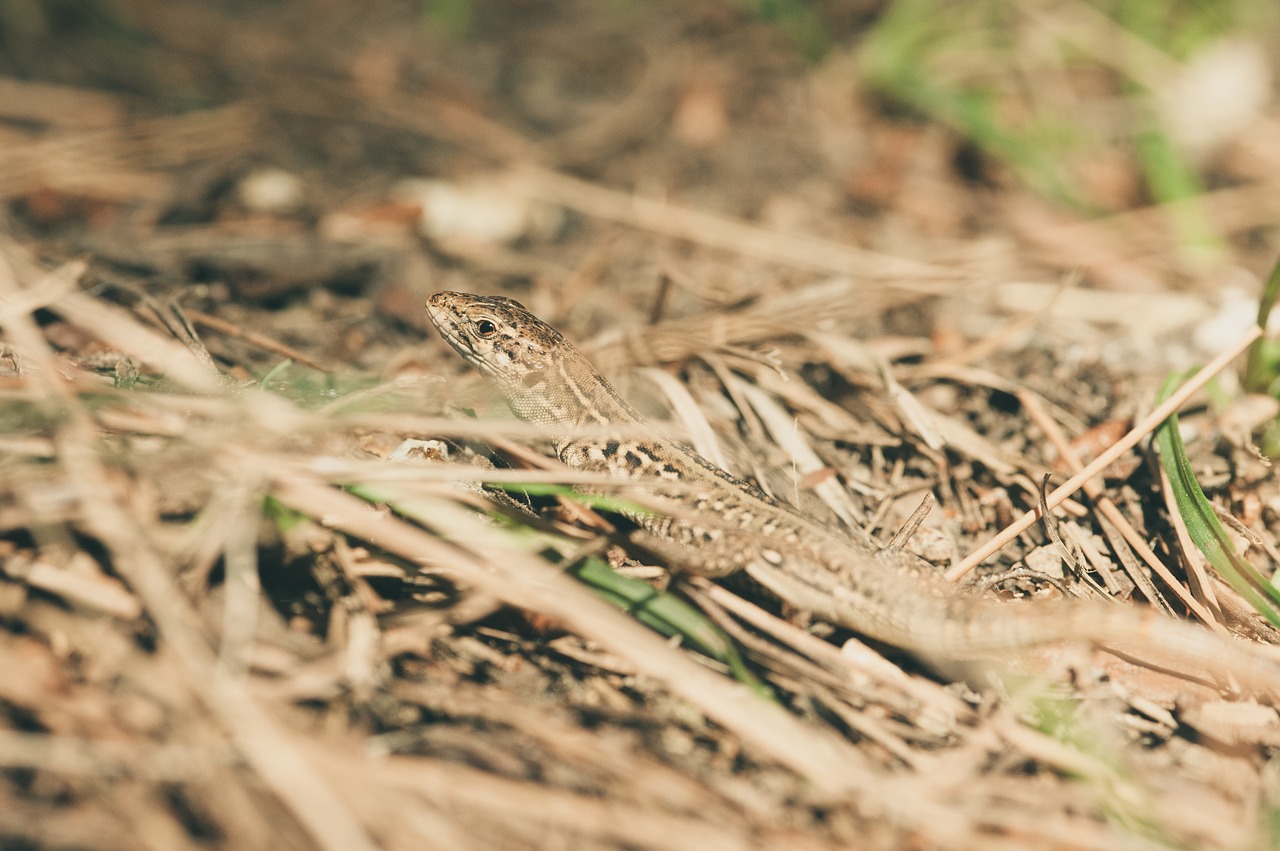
[426,291,1276,682]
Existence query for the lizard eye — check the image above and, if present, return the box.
[474,319,498,338]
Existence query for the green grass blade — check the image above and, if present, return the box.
[347,482,773,697]
[488,481,654,517]
[1132,129,1221,260]
[568,556,773,697]
[1154,374,1280,627]
[421,0,471,38]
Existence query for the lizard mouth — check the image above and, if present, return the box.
[424,292,454,329]
[424,307,443,331]
[425,298,474,363]
[425,292,506,379]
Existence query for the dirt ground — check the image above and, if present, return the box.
[4,1,1280,849]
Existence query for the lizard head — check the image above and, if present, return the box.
[426,291,567,384]
[426,291,588,426]
[427,291,645,429]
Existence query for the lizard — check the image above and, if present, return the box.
[425,290,1279,684]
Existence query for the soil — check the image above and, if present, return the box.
[2,2,1280,849]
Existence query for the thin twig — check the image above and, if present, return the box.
[1017,389,1223,630]
[947,324,1264,581]
[185,307,332,373]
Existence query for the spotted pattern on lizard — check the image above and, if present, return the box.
[426,290,1277,685]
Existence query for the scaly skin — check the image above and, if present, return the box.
[426,291,1278,685]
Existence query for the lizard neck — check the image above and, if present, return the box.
[504,347,649,430]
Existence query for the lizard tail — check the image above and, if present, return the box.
[921,598,1280,695]
[736,549,1279,693]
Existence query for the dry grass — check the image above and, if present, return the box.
[2,235,1278,849]
[3,3,1280,849]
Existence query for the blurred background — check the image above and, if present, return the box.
[5,3,1280,849]
[3,0,1279,358]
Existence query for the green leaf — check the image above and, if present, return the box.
[258,358,294,389]
[262,494,310,534]
[345,482,773,697]
[568,556,773,697]
[488,480,654,517]
[256,361,379,409]
[1154,374,1280,627]
[1132,129,1221,260]
[421,0,470,38]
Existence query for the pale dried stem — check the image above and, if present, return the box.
[0,249,378,851]
[948,324,1264,581]
[265,464,986,846]
[520,167,958,284]
[1017,389,1226,632]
